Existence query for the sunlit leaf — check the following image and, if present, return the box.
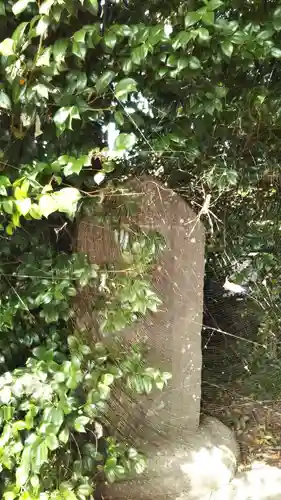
[35,15,50,36]
[114,133,136,151]
[273,7,281,31]
[272,47,281,58]
[114,78,137,100]
[39,0,54,14]
[53,107,71,126]
[38,194,58,218]
[53,39,68,62]
[36,47,52,67]
[12,0,35,16]
[15,198,31,216]
[0,91,11,110]
[0,38,15,56]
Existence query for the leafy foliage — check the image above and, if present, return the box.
[2,0,281,495]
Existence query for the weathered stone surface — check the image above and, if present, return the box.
[100,416,239,500]
[76,177,205,446]
[211,464,281,500]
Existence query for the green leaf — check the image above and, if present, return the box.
[221,41,233,57]
[53,107,71,126]
[36,47,52,67]
[114,133,136,151]
[87,0,98,13]
[38,194,58,218]
[273,7,281,31]
[63,156,88,176]
[12,0,35,16]
[44,407,64,428]
[131,45,148,64]
[271,47,281,58]
[0,1,6,15]
[35,15,50,36]
[96,70,115,95]
[167,54,178,67]
[205,0,223,9]
[189,56,201,69]
[72,41,86,59]
[0,38,15,56]
[0,176,11,187]
[16,449,31,488]
[34,83,49,99]
[46,434,59,451]
[73,28,87,44]
[185,12,201,28]
[197,27,210,41]
[74,415,90,433]
[59,427,69,444]
[172,31,193,50]
[230,31,246,44]
[2,200,14,214]
[114,110,124,126]
[0,91,11,110]
[34,441,48,471]
[0,386,11,404]
[15,198,31,216]
[104,31,117,50]
[3,493,16,500]
[53,187,81,216]
[202,10,215,24]
[115,78,137,100]
[12,21,29,45]
[101,373,114,385]
[53,39,68,62]
[76,484,93,497]
[39,0,54,15]
[177,57,189,71]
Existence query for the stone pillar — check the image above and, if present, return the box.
[76,177,239,499]
[76,177,204,445]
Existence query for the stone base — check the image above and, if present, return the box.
[101,417,239,500]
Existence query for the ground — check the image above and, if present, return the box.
[203,386,281,471]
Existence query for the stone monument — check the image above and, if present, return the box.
[76,176,240,500]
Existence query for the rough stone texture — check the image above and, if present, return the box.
[211,464,281,500]
[76,177,205,446]
[100,416,240,500]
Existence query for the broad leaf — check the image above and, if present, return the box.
[272,47,281,58]
[104,32,117,49]
[114,133,136,151]
[35,15,50,36]
[96,70,115,95]
[53,39,68,62]
[0,91,11,110]
[131,45,148,64]
[12,0,35,16]
[221,40,233,57]
[185,12,201,28]
[114,78,137,100]
[273,7,281,31]
[53,107,71,126]
[38,194,58,217]
[0,38,15,56]
[36,47,51,66]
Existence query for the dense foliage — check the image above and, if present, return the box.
[1,0,281,497]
